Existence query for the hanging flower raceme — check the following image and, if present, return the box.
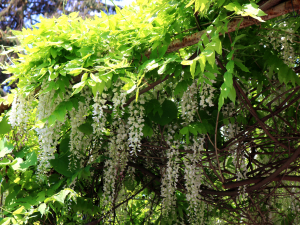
[35,86,66,179]
[102,119,127,211]
[92,92,107,137]
[127,95,145,155]
[9,92,33,127]
[69,87,92,168]
[161,125,180,218]
[184,137,205,224]
[181,81,198,123]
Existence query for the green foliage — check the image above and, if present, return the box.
[0,116,11,135]
[146,99,178,126]
[0,0,300,224]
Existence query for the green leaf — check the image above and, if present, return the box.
[144,59,162,71]
[11,158,24,170]
[160,100,178,125]
[190,60,196,79]
[209,36,222,55]
[180,127,189,135]
[240,3,267,22]
[60,135,70,154]
[181,60,193,66]
[145,99,161,114]
[214,37,222,55]
[198,54,206,73]
[142,124,153,137]
[185,132,190,144]
[174,64,182,77]
[72,81,86,95]
[73,81,86,89]
[158,64,167,75]
[81,73,88,81]
[90,73,101,83]
[228,86,236,105]
[232,34,246,46]
[19,152,37,170]
[174,81,188,96]
[218,96,224,112]
[78,122,93,135]
[0,138,13,158]
[158,45,168,58]
[152,41,161,50]
[201,33,209,46]
[224,2,242,12]
[123,83,136,92]
[226,61,234,73]
[0,158,11,167]
[227,51,234,60]
[0,116,11,135]
[53,189,72,204]
[48,115,56,126]
[63,43,73,51]
[50,48,57,58]
[49,71,59,81]
[188,126,197,135]
[177,205,183,218]
[12,206,25,215]
[78,46,94,56]
[278,64,289,84]
[204,71,216,80]
[220,82,230,99]
[124,178,135,191]
[0,218,13,225]
[53,104,67,122]
[50,153,74,177]
[203,49,215,67]
[92,81,106,96]
[65,101,73,111]
[224,72,233,88]
[147,100,177,126]
[195,0,209,12]
[185,0,195,8]
[233,59,250,72]
[38,203,47,216]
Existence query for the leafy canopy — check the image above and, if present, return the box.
[0,0,300,224]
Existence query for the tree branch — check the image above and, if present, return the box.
[166,0,300,53]
[223,175,300,189]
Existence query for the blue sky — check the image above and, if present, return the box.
[109,0,135,7]
[92,0,135,16]
[26,0,135,28]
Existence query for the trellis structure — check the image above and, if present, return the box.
[1,0,300,224]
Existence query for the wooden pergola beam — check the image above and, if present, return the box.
[166,0,300,53]
[260,0,284,11]
[223,175,300,189]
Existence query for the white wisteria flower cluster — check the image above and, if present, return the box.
[221,103,241,145]
[92,92,107,137]
[127,96,146,154]
[35,87,66,179]
[268,22,296,67]
[9,92,33,127]
[199,76,216,110]
[103,120,127,210]
[184,152,204,224]
[181,81,198,123]
[69,88,92,168]
[184,136,205,224]
[111,84,127,117]
[161,126,180,217]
